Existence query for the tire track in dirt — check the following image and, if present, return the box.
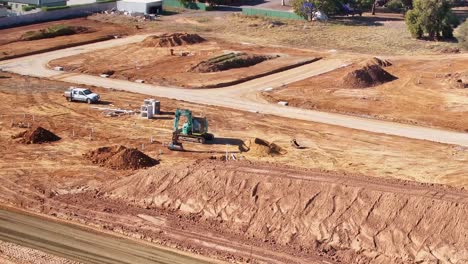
[102,160,468,263]
[232,165,468,204]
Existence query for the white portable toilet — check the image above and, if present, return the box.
[144,98,160,115]
[140,104,153,119]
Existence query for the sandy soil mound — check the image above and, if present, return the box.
[369,57,392,67]
[141,33,205,48]
[84,145,157,170]
[103,160,468,264]
[12,126,61,144]
[342,63,397,88]
[241,138,286,157]
[20,25,89,41]
[190,53,276,73]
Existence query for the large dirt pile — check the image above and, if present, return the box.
[141,33,205,48]
[84,145,157,170]
[241,137,286,157]
[103,160,468,264]
[21,25,89,41]
[12,126,61,144]
[342,59,397,88]
[190,53,276,73]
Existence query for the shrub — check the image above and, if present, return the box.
[21,5,36,11]
[457,21,468,50]
[41,5,69,11]
[386,0,403,12]
[405,0,459,40]
[21,25,87,41]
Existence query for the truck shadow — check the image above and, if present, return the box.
[96,101,113,105]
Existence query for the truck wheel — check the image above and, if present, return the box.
[86,99,91,104]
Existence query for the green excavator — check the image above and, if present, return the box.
[168,109,214,151]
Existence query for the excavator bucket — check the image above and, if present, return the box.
[168,142,184,151]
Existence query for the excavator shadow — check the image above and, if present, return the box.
[206,137,245,147]
[180,138,245,154]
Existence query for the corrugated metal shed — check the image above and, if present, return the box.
[116,0,162,15]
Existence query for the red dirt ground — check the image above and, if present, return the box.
[49,35,322,88]
[1,73,467,263]
[263,56,468,131]
[0,18,136,61]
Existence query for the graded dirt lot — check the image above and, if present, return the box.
[263,55,468,131]
[1,73,468,263]
[49,34,321,88]
[1,9,468,263]
[0,18,136,61]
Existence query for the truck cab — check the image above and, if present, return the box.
[64,87,100,104]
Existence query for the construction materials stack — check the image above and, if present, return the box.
[140,104,153,119]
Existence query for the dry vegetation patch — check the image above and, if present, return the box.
[20,25,90,41]
[190,52,278,73]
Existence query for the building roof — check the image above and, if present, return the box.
[119,0,163,3]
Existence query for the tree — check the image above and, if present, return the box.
[292,0,344,18]
[458,21,468,50]
[405,0,459,40]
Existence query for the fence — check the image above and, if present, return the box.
[163,0,211,11]
[0,1,115,29]
[242,7,305,20]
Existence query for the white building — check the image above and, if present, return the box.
[116,0,162,15]
[0,6,8,17]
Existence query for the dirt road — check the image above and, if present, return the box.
[0,207,218,264]
[1,36,468,147]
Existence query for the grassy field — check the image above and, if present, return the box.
[91,11,463,55]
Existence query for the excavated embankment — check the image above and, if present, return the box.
[103,160,468,264]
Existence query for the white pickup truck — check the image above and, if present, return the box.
[64,87,100,104]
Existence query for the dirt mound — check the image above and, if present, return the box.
[190,53,277,73]
[141,33,205,48]
[241,137,286,157]
[369,57,392,67]
[84,145,157,170]
[449,72,468,89]
[21,25,89,41]
[12,126,61,144]
[342,63,397,88]
[103,160,468,264]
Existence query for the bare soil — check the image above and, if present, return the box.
[12,126,61,144]
[141,33,205,47]
[0,18,136,61]
[1,73,467,263]
[84,145,158,170]
[101,160,468,264]
[49,35,321,88]
[190,52,277,73]
[264,56,468,131]
[342,60,397,88]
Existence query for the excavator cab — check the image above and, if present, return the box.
[168,109,214,151]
